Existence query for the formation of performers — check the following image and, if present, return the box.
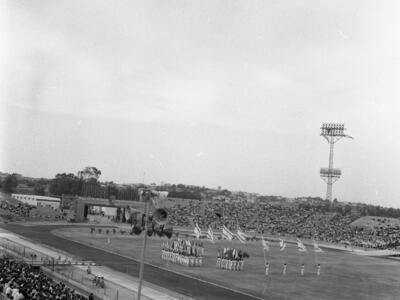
[159,240,324,277]
[216,247,249,271]
[265,262,322,276]
[161,239,204,267]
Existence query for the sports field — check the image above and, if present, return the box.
[55,227,400,300]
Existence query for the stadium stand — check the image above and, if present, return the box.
[0,199,65,222]
[0,257,87,299]
[167,201,400,250]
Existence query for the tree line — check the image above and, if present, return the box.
[1,168,400,218]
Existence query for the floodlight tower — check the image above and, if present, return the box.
[320,123,352,201]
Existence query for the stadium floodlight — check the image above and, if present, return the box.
[320,123,346,138]
[320,168,342,178]
[320,123,353,201]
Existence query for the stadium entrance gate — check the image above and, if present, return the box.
[69,196,146,222]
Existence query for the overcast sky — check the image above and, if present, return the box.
[1,1,399,207]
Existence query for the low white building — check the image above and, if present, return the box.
[11,194,61,210]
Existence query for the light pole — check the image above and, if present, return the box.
[137,191,151,300]
[320,123,353,201]
[135,189,169,300]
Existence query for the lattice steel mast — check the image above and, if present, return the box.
[320,123,353,201]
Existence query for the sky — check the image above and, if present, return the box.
[0,0,399,207]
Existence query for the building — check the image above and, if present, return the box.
[11,194,61,210]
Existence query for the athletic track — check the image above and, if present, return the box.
[1,224,269,300]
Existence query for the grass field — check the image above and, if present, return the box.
[54,227,400,300]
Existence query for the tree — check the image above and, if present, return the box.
[3,174,18,193]
[49,173,82,196]
[77,167,101,182]
[34,178,49,196]
[105,183,118,198]
[34,183,46,196]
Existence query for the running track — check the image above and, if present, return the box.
[1,224,269,300]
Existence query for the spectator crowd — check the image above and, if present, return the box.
[0,201,31,219]
[0,200,65,222]
[0,257,88,299]
[167,201,400,250]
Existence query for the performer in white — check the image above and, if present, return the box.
[316,263,321,276]
[240,260,244,271]
[265,262,270,276]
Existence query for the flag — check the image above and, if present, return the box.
[237,227,248,244]
[261,237,270,251]
[237,233,246,244]
[194,223,202,239]
[232,248,237,259]
[313,240,324,253]
[221,225,234,240]
[207,226,215,243]
[297,238,307,252]
[279,239,286,251]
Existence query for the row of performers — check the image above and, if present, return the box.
[162,239,205,257]
[161,250,203,267]
[216,247,249,271]
[161,239,205,267]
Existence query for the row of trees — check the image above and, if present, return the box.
[49,173,83,196]
[2,168,400,218]
[50,166,103,196]
[0,167,140,201]
[49,167,139,200]
[48,166,102,196]
[0,173,51,195]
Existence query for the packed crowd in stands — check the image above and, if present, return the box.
[0,200,64,222]
[2,194,399,250]
[0,257,88,299]
[0,201,31,219]
[167,201,400,250]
